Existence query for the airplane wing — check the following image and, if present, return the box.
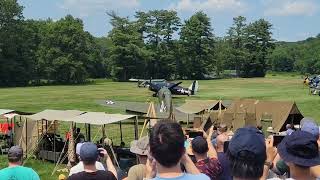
[168,82,183,90]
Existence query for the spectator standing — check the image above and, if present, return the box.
[228,127,267,180]
[68,142,117,180]
[215,134,232,180]
[69,142,105,176]
[285,124,294,135]
[265,131,320,180]
[125,136,149,180]
[146,121,209,180]
[191,127,222,180]
[0,146,40,180]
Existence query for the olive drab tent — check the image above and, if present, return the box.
[221,99,304,132]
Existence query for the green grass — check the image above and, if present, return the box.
[1,73,320,179]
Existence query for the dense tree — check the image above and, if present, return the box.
[180,11,215,79]
[136,10,181,79]
[107,12,150,81]
[226,16,248,76]
[37,15,101,83]
[0,0,34,86]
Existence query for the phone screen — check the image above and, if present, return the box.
[273,135,285,147]
[188,131,203,138]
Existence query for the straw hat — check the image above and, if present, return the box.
[266,127,275,133]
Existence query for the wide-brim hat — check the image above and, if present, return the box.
[278,130,320,167]
[130,136,149,156]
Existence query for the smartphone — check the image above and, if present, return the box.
[273,135,285,147]
[188,131,204,138]
[97,149,104,157]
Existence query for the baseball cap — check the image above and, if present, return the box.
[80,142,98,162]
[130,136,149,156]
[8,146,23,162]
[278,130,320,167]
[229,127,266,163]
[301,117,319,139]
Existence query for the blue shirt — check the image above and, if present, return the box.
[217,152,232,180]
[0,166,40,180]
[152,173,210,180]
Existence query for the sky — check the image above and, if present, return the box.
[18,0,320,42]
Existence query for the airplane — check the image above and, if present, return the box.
[147,80,199,97]
[129,78,166,88]
[304,75,320,96]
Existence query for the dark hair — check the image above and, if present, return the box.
[149,121,185,168]
[8,155,22,163]
[191,136,208,155]
[227,149,265,179]
[76,128,81,133]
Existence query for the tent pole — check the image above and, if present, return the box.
[25,118,28,158]
[53,120,56,163]
[119,121,123,143]
[88,124,91,142]
[134,116,138,140]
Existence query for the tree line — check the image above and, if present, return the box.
[4,0,314,87]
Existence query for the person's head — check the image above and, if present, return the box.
[191,136,208,158]
[278,130,320,175]
[80,142,99,166]
[76,142,84,159]
[286,124,292,130]
[300,117,319,139]
[8,146,23,165]
[130,136,149,164]
[218,123,228,134]
[76,128,81,133]
[8,126,12,131]
[228,127,266,180]
[256,125,262,131]
[149,121,185,168]
[216,134,229,152]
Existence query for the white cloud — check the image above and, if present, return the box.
[169,0,247,14]
[264,0,318,16]
[60,0,140,17]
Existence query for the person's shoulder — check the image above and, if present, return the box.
[99,170,117,180]
[129,164,146,171]
[185,173,210,180]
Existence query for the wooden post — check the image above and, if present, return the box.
[140,102,157,139]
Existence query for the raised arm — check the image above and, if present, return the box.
[205,127,218,159]
[98,148,118,179]
[181,152,201,174]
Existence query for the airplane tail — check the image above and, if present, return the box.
[188,80,199,95]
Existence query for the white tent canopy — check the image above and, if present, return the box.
[24,109,136,125]
[65,112,136,125]
[26,109,84,121]
[0,109,14,116]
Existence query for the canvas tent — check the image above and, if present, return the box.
[0,109,14,116]
[221,99,303,132]
[176,100,225,114]
[65,112,136,125]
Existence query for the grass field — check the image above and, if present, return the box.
[0,73,320,179]
[0,73,319,120]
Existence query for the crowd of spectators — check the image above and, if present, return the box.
[0,117,320,180]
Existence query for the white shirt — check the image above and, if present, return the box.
[69,161,105,176]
